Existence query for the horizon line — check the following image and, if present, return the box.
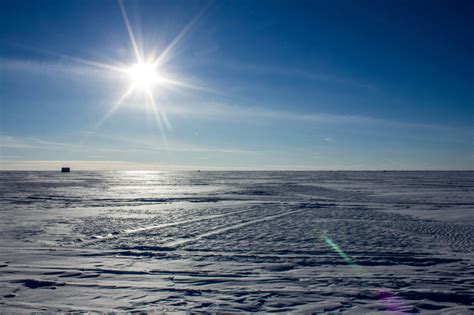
[1,169,472,172]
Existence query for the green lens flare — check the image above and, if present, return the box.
[321,233,409,313]
[322,235,355,266]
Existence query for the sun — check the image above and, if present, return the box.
[127,62,160,91]
[81,0,210,143]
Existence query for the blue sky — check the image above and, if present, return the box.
[1,0,473,170]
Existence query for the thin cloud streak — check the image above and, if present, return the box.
[0,134,251,155]
[79,132,251,154]
[0,135,40,149]
[217,61,377,90]
[1,58,117,79]
[160,102,472,132]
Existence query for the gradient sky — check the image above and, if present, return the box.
[1,0,473,170]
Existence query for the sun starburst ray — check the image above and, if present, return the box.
[118,0,143,63]
[153,4,209,67]
[59,1,216,150]
[92,84,136,131]
[145,88,169,148]
[158,76,215,93]
[10,42,128,74]
[59,54,127,74]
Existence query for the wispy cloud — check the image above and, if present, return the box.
[0,135,40,149]
[0,58,109,79]
[217,61,376,90]
[79,132,251,154]
[159,101,471,132]
[157,101,373,123]
[0,135,90,151]
[0,133,251,156]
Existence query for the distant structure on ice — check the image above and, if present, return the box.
[61,167,70,173]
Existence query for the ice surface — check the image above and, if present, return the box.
[0,171,473,312]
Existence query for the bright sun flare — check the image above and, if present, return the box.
[80,0,209,144]
[127,62,160,91]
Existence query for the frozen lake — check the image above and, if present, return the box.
[0,171,473,312]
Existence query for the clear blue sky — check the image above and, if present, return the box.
[1,0,473,170]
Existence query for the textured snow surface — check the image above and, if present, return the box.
[0,171,473,313]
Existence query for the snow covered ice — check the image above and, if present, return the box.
[0,171,473,313]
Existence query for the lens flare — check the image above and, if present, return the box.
[322,235,356,267]
[321,233,410,313]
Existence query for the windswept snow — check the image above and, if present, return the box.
[0,171,473,312]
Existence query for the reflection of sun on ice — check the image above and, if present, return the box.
[127,62,160,91]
